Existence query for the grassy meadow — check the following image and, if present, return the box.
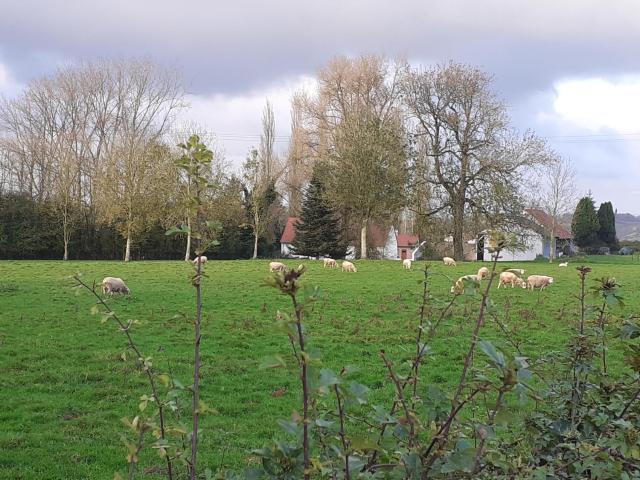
[1,257,639,478]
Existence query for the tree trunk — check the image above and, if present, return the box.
[549,220,556,262]
[62,211,69,261]
[253,230,259,259]
[360,220,368,259]
[124,233,131,262]
[184,217,192,261]
[453,200,465,261]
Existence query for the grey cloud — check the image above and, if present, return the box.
[0,0,639,100]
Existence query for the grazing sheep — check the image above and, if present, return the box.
[476,267,490,280]
[451,274,480,294]
[269,261,286,272]
[559,262,568,267]
[526,275,554,291]
[192,255,208,266]
[323,258,337,269]
[443,257,457,266]
[505,268,525,276]
[101,277,130,295]
[450,267,489,293]
[403,259,412,269]
[498,271,525,289]
[342,261,357,273]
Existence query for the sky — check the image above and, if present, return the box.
[0,0,639,213]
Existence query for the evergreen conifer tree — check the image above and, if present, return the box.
[571,196,600,248]
[597,201,617,248]
[292,176,347,258]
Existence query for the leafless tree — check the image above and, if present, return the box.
[402,62,549,260]
[302,55,408,258]
[282,94,312,215]
[243,101,283,259]
[540,156,578,261]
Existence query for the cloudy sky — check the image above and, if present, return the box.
[1,0,639,212]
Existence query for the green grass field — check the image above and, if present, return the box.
[1,257,639,479]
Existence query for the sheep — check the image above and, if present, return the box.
[497,271,525,289]
[559,262,568,267]
[526,275,554,291]
[451,267,490,293]
[269,261,286,272]
[342,261,357,273]
[443,257,457,266]
[451,274,480,294]
[477,267,490,280]
[101,277,130,295]
[403,259,412,269]
[505,268,525,276]
[323,258,337,269]
[193,255,208,266]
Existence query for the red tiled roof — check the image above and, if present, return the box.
[397,233,419,247]
[525,208,572,239]
[280,217,300,244]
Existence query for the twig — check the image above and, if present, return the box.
[291,294,311,480]
[75,277,174,480]
[334,385,350,479]
[380,350,416,448]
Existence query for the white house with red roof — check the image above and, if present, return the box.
[479,208,573,261]
[280,217,423,260]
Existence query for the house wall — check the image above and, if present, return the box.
[382,228,399,260]
[483,232,544,262]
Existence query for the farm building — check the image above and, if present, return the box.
[280,217,423,260]
[477,208,573,261]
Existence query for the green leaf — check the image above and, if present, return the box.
[318,368,340,388]
[258,355,286,370]
[479,340,505,369]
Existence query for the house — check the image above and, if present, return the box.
[279,217,300,257]
[280,217,422,260]
[479,208,573,262]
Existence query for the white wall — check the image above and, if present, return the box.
[484,231,544,262]
[382,228,399,260]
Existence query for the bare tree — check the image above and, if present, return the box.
[282,94,312,215]
[0,59,184,260]
[302,55,408,258]
[243,101,282,259]
[402,62,549,260]
[540,156,578,261]
[94,60,184,261]
[170,123,227,261]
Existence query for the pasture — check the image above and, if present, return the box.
[0,257,639,478]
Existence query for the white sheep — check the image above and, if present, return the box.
[192,255,208,266]
[505,268,525,276]
[342,261,357,273]
[323,258,337,268]
[497,271,525,289]
[477,266,490,280]
[559,262,568,267]
[443,257,457,266]
[526,275,554,291]
[403,259,412,269]
[269,261,286,272]
[101,277,130,295]
[451,274,480,294]
[450,267,490,293]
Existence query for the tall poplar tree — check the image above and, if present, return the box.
[571,196,600,248]
[597,201,617,248]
